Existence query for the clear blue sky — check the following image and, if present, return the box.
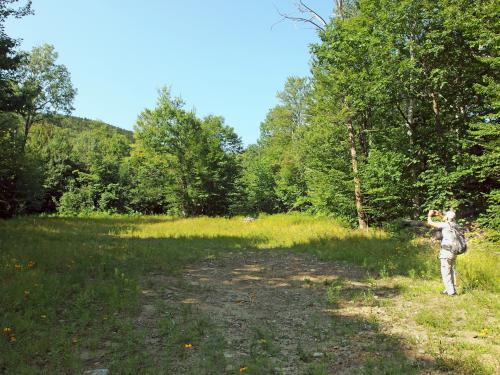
[6,0,333,145]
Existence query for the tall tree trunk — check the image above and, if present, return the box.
[347,115,368,229]
[407,42,415,147]
[406,98,414,146]
[406,97,420,216]
[431,91,441,130]
[335,0,344,16]
[336,0,368,229]
[22,113,32,151]
[359,110,370,156]
[407,41,421,217]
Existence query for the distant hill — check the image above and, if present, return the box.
[45,114,134,141]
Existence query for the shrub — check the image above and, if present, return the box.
[57,188,95,215]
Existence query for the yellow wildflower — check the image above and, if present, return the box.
[240,367,248,372]
[3,327,12,334]
[15,263,22,270]
[184,343,193,349]
[479,328,488,337]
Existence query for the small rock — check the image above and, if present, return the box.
[80,350,92,361]
[95,350,107,358]
[313,352,324,358]
[84,370,109,375]
[142,305,155,314]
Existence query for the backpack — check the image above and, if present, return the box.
[448,223,468,255]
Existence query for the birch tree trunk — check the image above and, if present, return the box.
[347,116,368,229]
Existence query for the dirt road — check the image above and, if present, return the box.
[137,251,431,374]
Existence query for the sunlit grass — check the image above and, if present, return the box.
[119,214,387,247]
[458,238,500,292]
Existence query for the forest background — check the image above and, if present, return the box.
[1,0,498,235]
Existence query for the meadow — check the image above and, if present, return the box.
[1,214,498,374]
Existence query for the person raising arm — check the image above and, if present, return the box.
[427,209,458,296]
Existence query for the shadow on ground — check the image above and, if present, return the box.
[143,250,429,374]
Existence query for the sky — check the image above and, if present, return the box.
[6,0,333,145]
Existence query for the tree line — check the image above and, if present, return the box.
[0,0,498,231]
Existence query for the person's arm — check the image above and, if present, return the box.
[427,210,444,228]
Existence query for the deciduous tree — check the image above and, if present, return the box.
[16,44,76,148]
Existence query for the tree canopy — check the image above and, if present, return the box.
[16,44,76,146]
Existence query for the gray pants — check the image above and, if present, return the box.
[440,256,456,295]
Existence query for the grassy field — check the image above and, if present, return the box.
[1,214,498,374]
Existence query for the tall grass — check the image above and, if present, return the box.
[458,238,499,292]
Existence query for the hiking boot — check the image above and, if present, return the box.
[441,291,456,296]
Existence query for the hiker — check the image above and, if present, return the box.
[427,209,460,296]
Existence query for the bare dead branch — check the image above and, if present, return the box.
[298,0,327,27]
[273,1,327,31]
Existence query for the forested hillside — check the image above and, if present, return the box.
[1,0,498,232]
[48,115,134,141]
[1,112,133,216]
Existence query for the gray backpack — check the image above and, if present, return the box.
[448,223,468,255]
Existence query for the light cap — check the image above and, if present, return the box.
[444,210,456,221]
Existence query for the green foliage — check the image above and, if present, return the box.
[57,183,95,215]
[239,0,499,227]
[16,44,77,146]
[0,0,33,112]
[297,119,356,221]
[239,77,310,214]
[0,112,46,216]
[477,190,500,239]
[0,1,34,217]
[132,87,242,216]
[238,144,280,213]
[49,114,133,140]
[361,149,412,221]
[0,113,23,217]
[19,117,132,215]
[122,143,175,214]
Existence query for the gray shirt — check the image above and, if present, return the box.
[437,222,456,259]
